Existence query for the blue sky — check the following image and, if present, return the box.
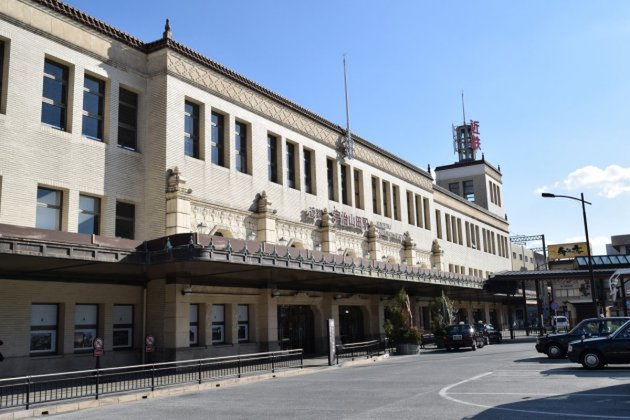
[63,0,630,255]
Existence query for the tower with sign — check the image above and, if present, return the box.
[435,116,505,220]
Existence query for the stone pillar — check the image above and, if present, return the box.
[430,239,444,271]
[367,222,380,260]
[402,231,414,265]
[254,191,278,244]
[258,289,280,352]
[165,167,192,236]
[319,209,336,253]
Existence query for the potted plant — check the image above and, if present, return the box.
[384,289,421,355]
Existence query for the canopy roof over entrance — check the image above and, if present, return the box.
[0,224,501,302]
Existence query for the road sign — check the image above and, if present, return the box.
[551,301,560,311]
[145,335,155,353]
[93,337,104,357]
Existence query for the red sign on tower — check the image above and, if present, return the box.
[470,120,481,150]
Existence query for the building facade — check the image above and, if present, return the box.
[0,0,514,377]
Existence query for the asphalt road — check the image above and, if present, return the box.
[51,340,630,419]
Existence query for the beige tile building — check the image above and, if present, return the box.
[0,0,514,377]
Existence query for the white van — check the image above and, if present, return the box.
[552,316,569,331]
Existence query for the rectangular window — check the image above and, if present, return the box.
[392,185,401,221]
[267,134,278,183]
[238,304,249,342]
[463,180,474,202]
[82,75,105,140]
[449,182,460,196]
[212,304,225,344]
[42,59,69,130]
[36,187,62,231]
[406,191,415,225]
[341,164,350,205]
[435,210,442,239]
[112,304,133,349]
[118,87,138,150]
[353,169,363,209]
[382,181,391,218]
[184,101,200,158]
[327,158,336,201]
[189,304,199,346]
[489,181,495,204]
[74,304,97,352]
[415,195,423,228]
[78,194,100,235]
[457,218,463,245]
[445,214,452,242]
[423,197,431,230]
[286,142,297,189]
[115,201,135,239]
[30,304,58,355]
[303,148,314,194]
[211,112,225,166]
[465,222,471,248]
[371,176,381,215]
[235,121,248,173]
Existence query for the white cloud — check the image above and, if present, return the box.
[536,165,630,199]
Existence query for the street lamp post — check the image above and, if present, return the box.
[541,192,598,317]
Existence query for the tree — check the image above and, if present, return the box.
[383,288,420,345]
[429,292,457,337]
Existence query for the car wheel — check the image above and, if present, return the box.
[477,338,484,349]
[581,351,604,369]
[546,343,564,359]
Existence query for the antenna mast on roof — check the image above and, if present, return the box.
[461,90,466,126]
[342,54,354,160]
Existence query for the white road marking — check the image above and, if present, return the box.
[438,371,630,419]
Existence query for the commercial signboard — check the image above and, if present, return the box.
[547,242,589,260]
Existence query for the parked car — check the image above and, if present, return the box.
[536,317,629,359]
[552,315,570,332]
[444,324,484,351]
[567,319,630,369]
[474,323,503,344]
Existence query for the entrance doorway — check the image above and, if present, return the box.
[339,306,365,343]
[277,305,315,354]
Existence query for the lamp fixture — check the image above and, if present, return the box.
[181,285,193,296]
[271,289,281,298]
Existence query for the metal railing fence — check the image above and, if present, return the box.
[335,340,387,364]
[0,349,303,411]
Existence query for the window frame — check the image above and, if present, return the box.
[353,169,363,209]
[210,111,225,167]
[41,59,69,131]
[115,201,135,239]
[286,141,297,189]
[303,148,314,194]
[267,134,279,184]
[234,120,249,174]
[78,194,101,235]
[81,74,105,141]
[30,303,59,355]
[117,87,138,151]
[184,101,200,158]
[238,304,249,343]
[212,304,226,344]
[74,304,98,353]
[36,187,63,231]
[112,304,134,349]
